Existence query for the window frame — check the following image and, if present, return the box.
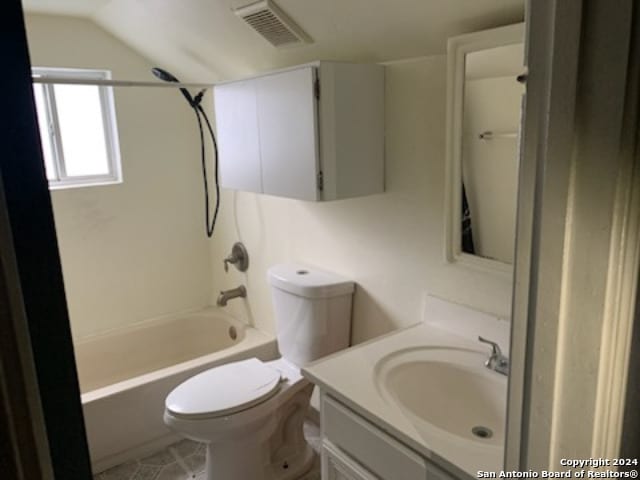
[32,67,123,189]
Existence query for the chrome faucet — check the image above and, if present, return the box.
[478,336,509,376]
[217,285,247,307]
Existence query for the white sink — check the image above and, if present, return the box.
[374,346,507,446]
[304,299,511,477]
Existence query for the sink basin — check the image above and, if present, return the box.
[374,347,507,446]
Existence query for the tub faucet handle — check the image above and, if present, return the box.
[223,242,249,273]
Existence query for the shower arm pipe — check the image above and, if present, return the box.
[31,76,215,89]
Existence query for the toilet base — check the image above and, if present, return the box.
[202,384,315,480]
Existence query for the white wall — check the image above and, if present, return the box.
[25,15,212,340]
[25,15,513,344]
[209,56,513,344]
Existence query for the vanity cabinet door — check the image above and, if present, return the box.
[323,441,377,480]
[322,396,428,480]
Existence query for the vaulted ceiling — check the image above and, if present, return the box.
[22,0,524,81]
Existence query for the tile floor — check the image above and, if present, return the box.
[94,421,322,480]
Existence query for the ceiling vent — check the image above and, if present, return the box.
[234,0,312,48]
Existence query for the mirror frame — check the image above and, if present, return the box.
[444,23,525,275]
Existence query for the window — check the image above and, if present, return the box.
[32,68,122,189]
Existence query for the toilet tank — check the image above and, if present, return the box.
[267,264,354,367]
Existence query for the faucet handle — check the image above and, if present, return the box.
[478,336,503,357]
[223,242,249,273]
[223,256,235,272]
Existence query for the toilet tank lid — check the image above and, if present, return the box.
[268,264,355,299]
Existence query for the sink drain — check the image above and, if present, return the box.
[471,426,493,439]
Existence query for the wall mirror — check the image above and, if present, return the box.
[445,23,525,274]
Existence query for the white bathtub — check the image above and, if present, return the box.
[74,309,278,473]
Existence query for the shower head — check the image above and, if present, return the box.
[151,67,195,107]
[151,67,180,83]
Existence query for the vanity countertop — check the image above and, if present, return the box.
[302,297,509,479]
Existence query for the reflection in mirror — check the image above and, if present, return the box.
[461,44,524,264]
[446,24,524,273]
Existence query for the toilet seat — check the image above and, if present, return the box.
[165,358,282,419]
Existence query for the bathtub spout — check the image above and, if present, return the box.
[217,285,247,307]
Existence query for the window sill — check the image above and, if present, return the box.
[48,177,123,191]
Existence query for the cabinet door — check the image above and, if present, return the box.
[323,442,377,480]
[256,67,320,201]
[214,79,262,193]
[323,396,428,480]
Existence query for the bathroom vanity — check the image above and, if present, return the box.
[302,298,510,480]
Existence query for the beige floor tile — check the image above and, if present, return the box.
[100,461,139,480]
[183,450,206,475]
[139,448,177,467]
[170,439,200,459]
[132,464,162,480]
[155,462,190,480]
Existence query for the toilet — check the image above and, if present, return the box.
[163,264,354,480]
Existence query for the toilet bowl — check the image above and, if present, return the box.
[165,358,314,480]
[164,265,354,480]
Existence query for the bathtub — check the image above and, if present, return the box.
[74,308,278,473]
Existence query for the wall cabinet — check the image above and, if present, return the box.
[320,393,457,480]
[213,61,385,201]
